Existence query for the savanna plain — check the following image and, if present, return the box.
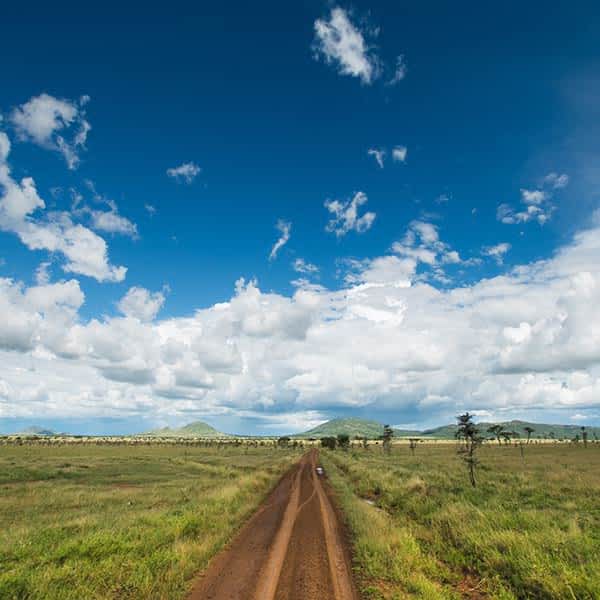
[1,440,599,600]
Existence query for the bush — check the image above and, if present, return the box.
[320,436,336,450]
[337,434,350,450]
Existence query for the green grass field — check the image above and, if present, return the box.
[322,443,600,600]
[0,444,297,599]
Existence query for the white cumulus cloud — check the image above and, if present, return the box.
[3,217,600,427]
[10,93,91,169]
[0,132,126,282]
[117,287,166,322]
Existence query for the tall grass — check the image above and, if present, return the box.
[322,443,600,599]
[0,445,297,599]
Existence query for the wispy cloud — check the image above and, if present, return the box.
[482,242,511,264]
[35,261,51,285]
[498,174,568,226]
[90,209,138,238]
[385,219,472,285]
[366,145,407,167]
[497,203,553,225]
[269,220,291,261]
[71,181,138,238]
[312,7,407,88]
[325,191,376,237]
[387,55,407,85]
[520,189,547,205]
[166,162,201,184]
[543,172,569,189]
[392,145,407,163]
[367,148,385,168]
[293,258,319,275]
[313,7,379,84]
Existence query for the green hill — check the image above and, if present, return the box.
[295,418,420,439]
[294,417,600,441]
[418,420,600,440]
[477,420,599,441]
[139,421,229,438]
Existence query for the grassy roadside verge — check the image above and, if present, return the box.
[322,444,600,599]
[0,445,297,599]
[322,452,458,600]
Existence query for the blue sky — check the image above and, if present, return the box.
[1,1,600,435]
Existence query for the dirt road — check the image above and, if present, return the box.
[188,449,358,600]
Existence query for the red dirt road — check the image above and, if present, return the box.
[188,449,358,600]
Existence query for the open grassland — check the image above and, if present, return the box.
[322,443,600,600]
[0,444,297,599]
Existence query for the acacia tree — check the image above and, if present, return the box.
[382,424,394,455]
[408,438,419,456]
[277,436,290,448]
[320,436,336,450]
[524,426,535,444]
[456,413,482,487]
[337,433,350,451]
[487,424,503,445]
[502,430,514,445]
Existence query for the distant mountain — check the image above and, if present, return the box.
[139,421,229,438]
[295,418,420,439]
[294,418,600,441]
[409,419,600,440]
[6,418,596,441]
[15,426,57,436]
[473,420,600,441]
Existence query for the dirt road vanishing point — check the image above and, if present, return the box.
[188,449,358,600]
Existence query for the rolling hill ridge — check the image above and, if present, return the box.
[294,418,600,440]
[295,417,421,439]
[3,418,598,440]
[139,421,230,438]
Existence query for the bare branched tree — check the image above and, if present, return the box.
[582,426,588,448]
[456,413,482,487]
[382,425,394,455]
[409,438,419,456]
